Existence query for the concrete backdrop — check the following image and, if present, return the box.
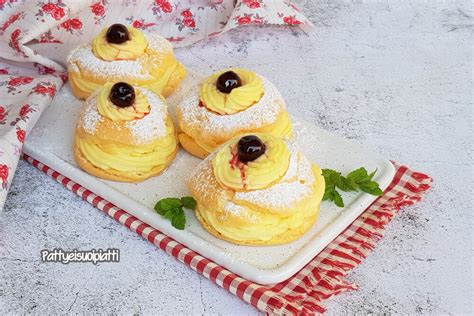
[1,1,472,314]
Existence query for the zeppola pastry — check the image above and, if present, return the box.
[74,82,178,182]
[67,23,186,99]
[176,68,293,159]
[188,133,325,245]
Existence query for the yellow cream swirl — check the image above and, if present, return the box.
[198,177,323,242]
[92,27,147,61]
[69,56,183,99]
[77,120,176,174]
[178,110,294,158]
[200,69,264,115]
[212,134,290,191]
[97,82,150,121]
[260,111,293,139]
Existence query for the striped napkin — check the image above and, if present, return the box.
[23,154,432,314]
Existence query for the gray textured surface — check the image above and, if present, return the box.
[1,1,473,314]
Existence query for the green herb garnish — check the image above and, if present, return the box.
[154,196,197,230]
[322,167,383,207]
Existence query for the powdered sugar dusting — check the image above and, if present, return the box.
[281,140,299,181]
[80,91,102,133]
[234,146,316,209]
[78,88,167,144]
[126,88,167,144]
[68,44,147,79]
[146,32,173,54]
[191,139,319,214]
[223,202,258,223]
[67,33,172,81]
[178,75,284,134]
[69,63,79,73]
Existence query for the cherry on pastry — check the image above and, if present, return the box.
[110,82,135,107]
[216,71,242,93]
[237,135,266,163]
[106,24,130,44]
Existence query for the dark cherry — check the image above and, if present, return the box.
[237,135,266,163]
[216,71,242,93]
[110,82,135,107]
[106,24,130,44]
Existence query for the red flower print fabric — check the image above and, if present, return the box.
[36,1,67,21]
[91,2,105,16]
[0,164,9,190]
[16,128,25,143]
[0,107,9,125]
[0,0,312,210]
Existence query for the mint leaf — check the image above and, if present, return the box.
[163,208,178,220]
[181,196,197,210]
[348,168,382,196]
[157,198,182,211]
[347,167,369,184]
[322,167,383,207]
[332,190,344,207]
[323,187,344,207]
[322,185,335,201]
[171,208,186,230]
[359,181,383,196]
[322,169,340,189]
[321,169,337,178]
[337,176,357,192]
[154,196,198,230]
[323,169,355,191]
[154,203,166,216]
[368,169,377,180]
[322,169,340,183]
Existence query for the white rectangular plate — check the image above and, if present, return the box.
[24,71,395,285]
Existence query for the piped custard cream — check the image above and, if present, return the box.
[92,27,147,61]
[200,69,264,115]
[97,82,149,121]
[178,69,293,157]
[212,134,290,191]
[68,25,183,98]
[76,83,176,176]
[194,134,325,244]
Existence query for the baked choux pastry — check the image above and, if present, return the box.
[67,23,186,99]
[74,82,178,182]
[188,133,325,246]
[176,68,293,159]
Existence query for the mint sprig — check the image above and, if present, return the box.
[154,196,197,230]
[322,167,383,207]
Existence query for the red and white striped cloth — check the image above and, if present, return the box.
[23,154,432,314]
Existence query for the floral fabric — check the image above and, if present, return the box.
[0,0,312,210]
